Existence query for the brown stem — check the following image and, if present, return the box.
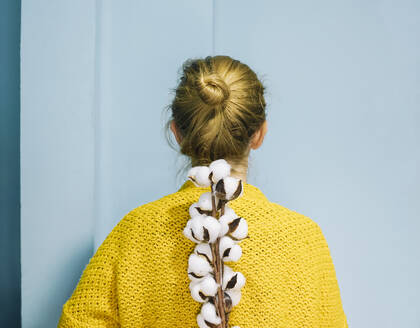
[220,201,225,279]
[210,184,227,328]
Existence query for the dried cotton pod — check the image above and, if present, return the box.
[201,301,222,325]
[219,236,242,262]
[225,289,241,307]
[188,166,212,187]
[188,253,213,281]
[209,159,231,183]
[222,269,246,291]
[194,243,213,265]
[184,215,221,244]
[196,313,217,328]
[200,215,222,243]
[189,275,219,302]
[223,205,237,218]
[197,192,223,213]
[189,202,206,217]
[183,216,206,243]
[218,213,248,241]
[213,176,243,201]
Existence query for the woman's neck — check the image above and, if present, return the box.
[228,160,248,184]
[190,155,249,184]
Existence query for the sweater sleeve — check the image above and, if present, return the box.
[57,224,122,327]
[311,221,348,328]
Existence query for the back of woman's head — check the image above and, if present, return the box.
[164,55,267,171]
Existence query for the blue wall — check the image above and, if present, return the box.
[214,1,420,326]
[0,0,21,327]
[21,1,420,327]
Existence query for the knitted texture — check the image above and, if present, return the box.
[58,180,348,328]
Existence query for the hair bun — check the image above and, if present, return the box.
[195,73,230,106]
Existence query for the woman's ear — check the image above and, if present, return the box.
[170,120,183,145]
[250,120,268,150]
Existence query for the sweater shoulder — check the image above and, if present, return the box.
[256,199,325,246]
[115,188,193,231]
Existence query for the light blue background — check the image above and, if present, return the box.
[21,1,420,327]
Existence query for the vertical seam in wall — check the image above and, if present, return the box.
[93,0,102,256]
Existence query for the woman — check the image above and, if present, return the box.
[58,55,348,327]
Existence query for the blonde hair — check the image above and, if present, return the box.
[164,55,267,179]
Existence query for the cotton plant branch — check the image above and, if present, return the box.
[183,159,249,328]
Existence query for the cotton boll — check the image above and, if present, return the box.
[219,235,242,262]
[201,215,221,243]
[201,302,221,325]
[188,253,213,280]
[233,271,246,290]
[195,166,212,187]
[225,289,241,307]
[219,235,234,258]
[188,166,211,187]
[222,266,235,289]
[188,166,199,184]
[198,192,214,211]
[196,313,210,328]
[183,225,197,243]
[194,243,213,264]
[189,215,221,243]
[200,275,219,296]
[228,217,248,240]
[218,212,236,237]
[190,281,206,302]
[214,176,243,201]
[222,264,234,278]
[189,202,204,218]
[223,270,246,290]
[189,216,206,242]
[209,159,231,183]
[189,276,219,303]
[223,205,237,218]
[224,244,242,262]
[183,218,201,243]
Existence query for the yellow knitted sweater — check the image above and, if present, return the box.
[58,180,348,328]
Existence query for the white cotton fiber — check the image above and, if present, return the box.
[201,302,221,324]
[188,253,212,277]
[219,235,235,258]
[189,276,218,302]
[223,270,246,290]
[224,244,242,262]
[222,176,243,200]
[222,264,234,277]
[234,271,246,289]
[219,235,242,262]
[198,192,213,211]
[201,215,221,243]
[229,217,248,240]
[183,217,201,243]
[183,225,196,243]
[189,202,204,218]
[200,275,219,296]
[189,216,206,242]
[190,281,205,302]
[223,205,237,218]
[188,166,211,187]
[196,313,209,328]
[194,243,213,263]
[218,212,236,237]
[225,289,241,307]
[209,159,231,183]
